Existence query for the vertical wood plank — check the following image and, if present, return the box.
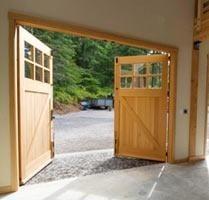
[9,18,19,192]
[203,55,209,157]
[189,49,199,158]
[167,52,178,163]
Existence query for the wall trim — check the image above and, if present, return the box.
[189,155,205,162]
[0,185,13,194]
[189,49,199,157]
[173,157,189,164]
[203,55,209,158]
[7,11,178,191]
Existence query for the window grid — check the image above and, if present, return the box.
[24,41,51,84]
[120,62,162,89]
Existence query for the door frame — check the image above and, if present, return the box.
[203,55,209,158]
[8,11,178,192]
[200,54,209,160]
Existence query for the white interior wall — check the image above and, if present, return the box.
[0,0,194,187]
[196,41,209,156]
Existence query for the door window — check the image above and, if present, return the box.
[120,62,162,89]
[24,41,51,84]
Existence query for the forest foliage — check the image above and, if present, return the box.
[26,27,148,104]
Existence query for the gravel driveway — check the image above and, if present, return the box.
[26,109,159,185]
[27,149,158,185]
[54,110,114,154]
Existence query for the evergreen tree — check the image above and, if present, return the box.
[25,27,148,104]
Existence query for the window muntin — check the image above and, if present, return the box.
[121,64,133,76]
[35,48,43,65]
[44,70,50,84]
[44,54,50,68]
[120,62,163,89]
[24,41,51,84]
[121,77,132,88]
[35,66,43,82]
[25,61,34,79]
[24,42,34,61]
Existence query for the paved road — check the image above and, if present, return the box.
[54,110,114,154]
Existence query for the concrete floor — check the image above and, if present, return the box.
[1,158,209,200]
[2,110,209,199]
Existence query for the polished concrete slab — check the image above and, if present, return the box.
[1,158,209,200]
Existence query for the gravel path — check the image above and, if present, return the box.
[54,110,114,154]
[26,149,159,185]
[26,110,159,185]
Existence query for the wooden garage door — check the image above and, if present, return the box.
[18,26,54,183]
[114,55,168,161]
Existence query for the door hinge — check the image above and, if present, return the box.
[51,141,55,157]
[167,90,170,97]
[51,110,55,121]
[115,138,119,147]
[114,138,119,155]
[168,54,171,61]
[115,57,118,63]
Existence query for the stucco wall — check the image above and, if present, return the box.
[0,0,194,187]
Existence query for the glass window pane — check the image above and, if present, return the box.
[35,49,43,65]
[134,77,147,88]
[148,76,162,88]
[121,77,132,88]
[25,61,34,79]
[35,66,43,82]
[121,64,133,75]
[149,63,162,74]
[44,70,50,83]
[134,64,147,75]
[44,54,50,68]
[24,42,34,61]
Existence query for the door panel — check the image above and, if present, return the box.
[18,26,53,183]
[114,55,168,161]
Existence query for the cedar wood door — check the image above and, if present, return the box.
[18,26,54,183]
[114,55,168,161]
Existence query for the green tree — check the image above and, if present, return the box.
[25,27,148,105]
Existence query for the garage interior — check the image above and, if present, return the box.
[2,1,209,199]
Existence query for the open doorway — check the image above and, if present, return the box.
[9,13,177,190]
[19,26,165,185]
